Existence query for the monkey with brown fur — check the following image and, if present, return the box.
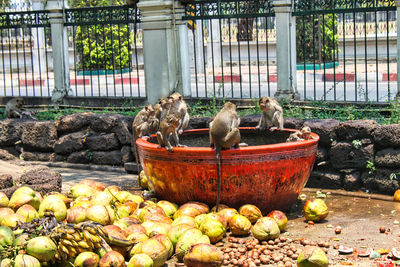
[168,92,190,136]
[132,104,155,173]
[156,114,181,152]
[286,126,314,142]
[5,98,36,120]
[256,97,284,131]
[209,102,241,211]
[154,97,172,129]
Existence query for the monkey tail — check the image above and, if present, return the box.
[132,135,142,175]
[216,145,222,212]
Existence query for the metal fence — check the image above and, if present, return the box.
[0,10,52,97]
[293,0,397,103]
[183,0,276,99]
[64,5,144,98]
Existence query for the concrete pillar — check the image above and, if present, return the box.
[46,0,70,104]
[31,0,46,76]
[207,19,222,70]
[176,3,191,97]
[396,0,400,99]
[273,0,299,101]
[138,0,190,104]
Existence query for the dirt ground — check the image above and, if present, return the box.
[2,159,400,266]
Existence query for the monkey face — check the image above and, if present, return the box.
[16,98,24,108]
[160,98,172,109]
[145,104,155,116]
[223,101,236,111]
[258,97,270,111]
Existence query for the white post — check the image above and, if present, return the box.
[195,20,204,74]
[46,0,70,104]
[31,0,46,77]
[273,0,299,101]
[207,19,222,70]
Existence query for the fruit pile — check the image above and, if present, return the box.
[0,174,330,267]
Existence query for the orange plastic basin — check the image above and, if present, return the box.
[136,128,319,212]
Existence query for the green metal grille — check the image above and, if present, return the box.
[0,10,50,29]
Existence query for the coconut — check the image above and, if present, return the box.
[143,213,173,224]
[180,202,209,214]
[127,253,154,267]
[303,199,329,222]
[199,218,226,243]
[173,206,201,219]
[1,214,26,227]
[153,234,174,258]
[0,258,12,267]
[184,243,224,267]
[74,251,100,267]
[137,237,169,267]
[0,208,14,224]
[26,236,57,262]
[71,196,92,209]
[239,204,262,224]
[228,214,252,236]
[211,204,229,212]
[157,200,178,218]
[99,251,125,267]
[217,208,238,227]
[127,232,149,243]
[68,184,96,199]
[67,206,87,224]
[0,226,14,247]
[139,171,149,190]
[135,205,166,222]
[9,187,41,211]
[297,246,329,267]
[175,228,210,261]
[16,204,39,223]
[141,221,171,236]
[104,225,127,240]
[0,193,9,208]
[91,191,114,206]
[167,224,194,248]
[114,216,141,230]
[202,213,228,229]
[86,205,115,225]
[46,192,71,206]
[13,233,29,248]
[14,254,40,267]
[116,202,135,219]
[195,214,207,228]
[114,191,137,204]
[122,223,146,236]
[251,217,280,241]
[172,215,196,228]
[38,195,67,221]
[267,210,288,231]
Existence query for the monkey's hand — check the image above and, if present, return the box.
[166,146,174,153]
[255,125,266,131]
[176,144,187,147]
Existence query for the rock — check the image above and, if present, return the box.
[17,167,62,194]
[0,149,17,161]
[329,141,374,169]
[90,114,124,133]
[121,146,133,163]
[124,162,138,174]
[375,148,400,168]
[20,151,51,162]
[0,174,13,189]
[92,150,122,166]
[21,121,57,152]
[55,112,94,135]
[343,172,361,191]
[303,119,340,147]
[335,120,379,141]
[124,116,135,133]
[373,124,400,148]
[49,153,67,162]
[284,118,304,130]
[113,120,132,145]
[306,171,342,189]
[67,151,91,164]
[316,147,328,164]
[188,117,210,129]
[239,114,260,127]
[361,169,400,195]
[0,120,24,146]
[86,133,120,151]
[1,147,20,158]
[54,131,86,154]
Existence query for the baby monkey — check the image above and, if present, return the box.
[256,97,284,131]
[157,114,181,152]
[209,102,241,211]
[286,126,314,142]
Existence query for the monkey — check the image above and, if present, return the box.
[156,114,181,153]
[168,92,190,136]
[255,97,284,131]
[209,102,241,211]
[286,126,314,142]
[5,98,36,120]
[153,97,172,130]
[132,104,155,174]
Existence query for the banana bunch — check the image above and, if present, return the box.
[53,222,107,261]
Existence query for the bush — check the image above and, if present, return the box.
[296,14,339,63]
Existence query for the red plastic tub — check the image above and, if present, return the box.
[136,128,319,212]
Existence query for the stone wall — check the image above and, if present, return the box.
[1,113,400,195]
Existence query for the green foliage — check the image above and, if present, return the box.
[352,139,362,149]
[296,14,339,63]
[366,160,376,175]
[70,0,132,71]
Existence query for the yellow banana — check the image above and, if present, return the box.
[105,235,134,247]
[61,239,73,247]
[59,244,69,255]
[77,240,90,249]
[85,226,98,235]
[72,232,82,242]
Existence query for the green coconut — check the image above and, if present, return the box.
[14,254,41,267]
[38,195,67,221]
[303,199,329,222]
[184,243,224,267]
[26,236,57,262]
[128,253,154,267]
[0,226,14,248]
[175,228,210,262]
[9,187,41,211]
[297,246,329,267]
[251,217,280,241]
[199,218,226,243]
